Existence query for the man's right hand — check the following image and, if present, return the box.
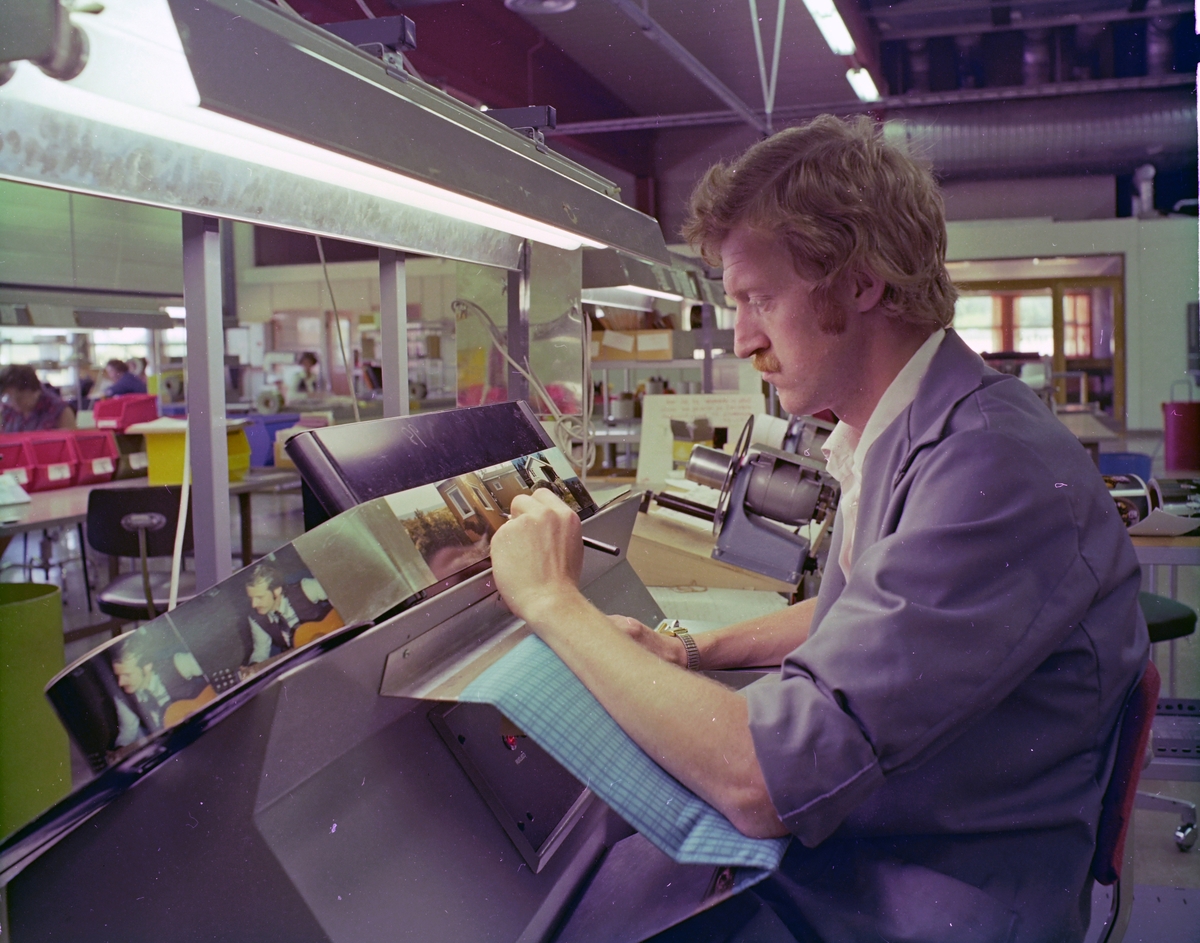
[606,597,819,674]
[607,615,690,668]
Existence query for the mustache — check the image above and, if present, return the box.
[752,351,782,373]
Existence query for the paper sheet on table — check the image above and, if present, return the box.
[1127,509,1200,537]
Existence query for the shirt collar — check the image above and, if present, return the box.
[822,329,946,482]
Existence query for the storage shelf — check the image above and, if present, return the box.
[592,359,727,370]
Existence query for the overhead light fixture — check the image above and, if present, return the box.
[846,67,880,102]
[800,0,856,56]
[504,0,577,12]
[0,0,603,252]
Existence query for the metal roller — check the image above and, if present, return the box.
[684,445,733,491]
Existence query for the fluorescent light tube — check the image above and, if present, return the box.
[801,0,856,56]
[0,0,602,252]
[846,67,881,102]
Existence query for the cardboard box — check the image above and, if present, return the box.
[635,330,674,361]
[591,330,637,362]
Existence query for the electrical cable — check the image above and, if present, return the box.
[315,236,362,424]
[168,431,190,611]
[451,298,595,476]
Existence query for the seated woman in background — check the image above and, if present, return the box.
[101,359,148,397]
[0,364,76,432]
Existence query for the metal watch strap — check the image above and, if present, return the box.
[658,620,701,671]
[675,628,700,671]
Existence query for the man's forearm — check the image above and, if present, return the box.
[525,590,788,839]
[695,597,816,670]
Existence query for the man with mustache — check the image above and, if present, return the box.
[491,116,1148,943]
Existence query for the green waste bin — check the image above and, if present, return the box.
[0,583,70,838]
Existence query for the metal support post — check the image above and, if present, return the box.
[700,302,715,394]
[506,240,531,404]
[379,249,409,418]
[182,214,232,591]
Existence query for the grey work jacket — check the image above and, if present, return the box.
[745,330,1149,943]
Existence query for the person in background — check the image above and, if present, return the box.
[290,351,321,398]
[101,359,148,397]
[0,364,76,431]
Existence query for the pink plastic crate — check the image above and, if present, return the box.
[25,432,79,491]
[0,435,35,488]
[93,394,158,432]
[73,430,119,485]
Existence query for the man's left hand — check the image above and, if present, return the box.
[491,490,585,626]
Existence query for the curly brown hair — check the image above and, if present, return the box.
[683,115,957,331]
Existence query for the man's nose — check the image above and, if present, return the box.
[732,306,765,360]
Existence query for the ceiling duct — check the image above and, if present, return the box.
[883,89,1197,180]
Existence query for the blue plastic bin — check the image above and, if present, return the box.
[1097,452,1152,481]
[242,413,300,467]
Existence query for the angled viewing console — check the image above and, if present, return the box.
[0,404,752,943]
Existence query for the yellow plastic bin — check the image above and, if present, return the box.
[0,583,70,838]
[126,418,251,485]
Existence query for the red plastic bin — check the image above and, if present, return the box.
[93,394,159,432]
[0,435,36,488]
[73,430,119,485]
[24,432,79,491]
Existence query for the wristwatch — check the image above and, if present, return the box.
[657,619,701,671]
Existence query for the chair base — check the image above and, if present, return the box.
[1135,791,1198,852]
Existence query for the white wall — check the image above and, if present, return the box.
[947,216,1199,430]
[0,180,181,294]
[941,176,1115,221]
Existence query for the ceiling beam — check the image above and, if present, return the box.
[606,0,770,136]
[548,71,1196,135]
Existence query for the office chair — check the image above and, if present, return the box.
[86,486,197,623]
[1090,661,1160,943]
[1135,592,1197,853]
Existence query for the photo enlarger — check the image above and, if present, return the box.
[0,403,745,943]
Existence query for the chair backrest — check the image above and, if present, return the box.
[86,486,194,559]
[1091,660,1160,885]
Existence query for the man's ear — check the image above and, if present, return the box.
[851,269,886,313]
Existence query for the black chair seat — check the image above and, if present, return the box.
[97,570,198,622]
[1138,592,1197,644]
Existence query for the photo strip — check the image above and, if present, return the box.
[45,446,595,768]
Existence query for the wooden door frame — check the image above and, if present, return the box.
[955,275,1126,428]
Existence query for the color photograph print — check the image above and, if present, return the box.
[45,617,210,770]
[385,474,502,580]
[108,623,213,747]
[168,542,344,692]
[508,450,595,515]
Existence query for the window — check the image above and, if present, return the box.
[952,291,1052,356]
[1063,293,1090,358]
[952,294,996,354]
[445,485,475,519]
[1014,294,1053,355]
